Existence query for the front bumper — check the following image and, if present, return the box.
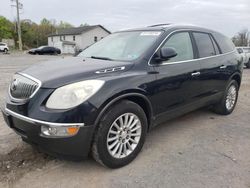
[1,107,95,159]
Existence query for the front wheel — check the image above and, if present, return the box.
[92,100,147,168]
[212,80,239,115]
[3,48,8,53]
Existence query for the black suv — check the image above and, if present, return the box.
[1,24,243,168]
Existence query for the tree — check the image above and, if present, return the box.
[0,16,14,41]
[57,21,74,29]
[79,23,89,27]
[0,16,81,49]
[232,29,249,46]
[21,20,39,48]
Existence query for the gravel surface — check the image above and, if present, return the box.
[0,53,250,188]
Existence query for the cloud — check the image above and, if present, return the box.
[1,0,249,37]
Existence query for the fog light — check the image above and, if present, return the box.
[41,125,80,137]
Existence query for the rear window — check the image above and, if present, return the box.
[212,32,235,53]
[193,32,216,58]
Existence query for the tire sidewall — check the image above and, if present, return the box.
[223,80,239,114]
[95,100,147,168]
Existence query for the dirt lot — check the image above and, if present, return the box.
[0,53,250,188]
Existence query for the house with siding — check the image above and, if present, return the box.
[48,25,111,54]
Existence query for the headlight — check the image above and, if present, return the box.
[46,80,104,109]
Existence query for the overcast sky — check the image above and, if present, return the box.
[1,0,249,37]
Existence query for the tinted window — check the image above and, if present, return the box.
[162,32,194,62]
[210,36,220,54]
[193,32,215,58]
[213,32,235,53]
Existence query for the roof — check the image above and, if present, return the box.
[119,23,217,34]
[48,25,111,37]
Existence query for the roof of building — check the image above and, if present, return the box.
[48,25,111,37]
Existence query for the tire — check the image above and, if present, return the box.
[3,48,8,53]
[212,80,239,115]
[92,100,147,168]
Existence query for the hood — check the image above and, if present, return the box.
[20,57,134,88]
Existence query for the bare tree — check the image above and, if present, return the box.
[232,29,250,46]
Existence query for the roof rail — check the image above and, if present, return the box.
[147,23,172,27]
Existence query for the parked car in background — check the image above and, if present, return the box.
[0,42,9,53]
[236,47,250,68]
[28,46,61,55]
[1,24,243,168]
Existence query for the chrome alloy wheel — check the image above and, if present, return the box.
[106,113,142,159]
[225,85,237,111]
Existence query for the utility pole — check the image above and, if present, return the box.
[11,0,23,50]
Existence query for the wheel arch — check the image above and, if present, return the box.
[94,92,153,131]
[230,72,241,88]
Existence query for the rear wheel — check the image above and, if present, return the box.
[212,80,239,115]
[92,100,147,168]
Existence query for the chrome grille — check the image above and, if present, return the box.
[9,74,40,101]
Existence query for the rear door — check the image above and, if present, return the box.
[42,47,50,54]
[151,31,202,124]
[192,32,224,99]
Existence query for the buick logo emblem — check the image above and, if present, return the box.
[10,79,18,91]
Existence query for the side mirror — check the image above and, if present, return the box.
[160,47,178,60]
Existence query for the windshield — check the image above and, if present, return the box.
[78,31,163,61]
[38,46,47,49]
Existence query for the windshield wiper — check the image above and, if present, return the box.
[90,56,114,61]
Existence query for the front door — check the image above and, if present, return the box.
[150,31,202,124]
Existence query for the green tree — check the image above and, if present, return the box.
[21,20,39,48]
[57,21,74,29]
[0,16,14,41]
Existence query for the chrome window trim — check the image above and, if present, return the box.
[4,107,84,127]
[148,29,236,66]
[8,72,42,102]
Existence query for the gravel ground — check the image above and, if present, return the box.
[0,53,250,188]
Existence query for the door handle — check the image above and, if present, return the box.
[220,65,227,69]
[191,72,201,76]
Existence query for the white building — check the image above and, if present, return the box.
[48,25,111,54]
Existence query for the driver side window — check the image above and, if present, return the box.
[161,32,194,63]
